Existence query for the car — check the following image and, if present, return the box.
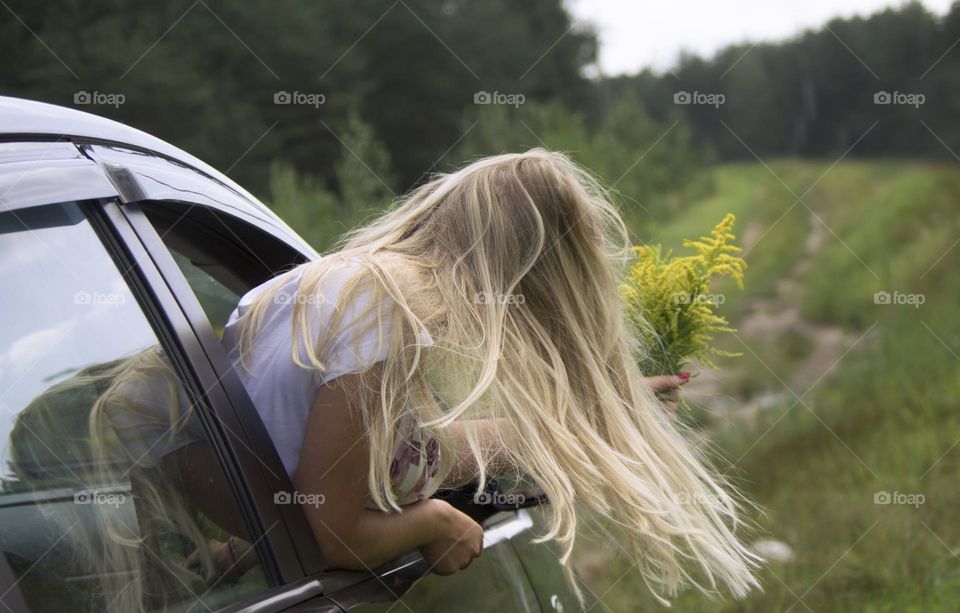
[0,96,577,612]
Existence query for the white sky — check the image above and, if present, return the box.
[567,0,955,75]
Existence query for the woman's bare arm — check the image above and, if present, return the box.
[294,373,483,573]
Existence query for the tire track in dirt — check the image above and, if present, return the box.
[683,210,855,428]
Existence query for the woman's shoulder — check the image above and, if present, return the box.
[296,252,435,324]
[316,255,436,377]
[224,253,434,379]
[230,255,366,320]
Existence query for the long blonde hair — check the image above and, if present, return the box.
[237,148,760,603]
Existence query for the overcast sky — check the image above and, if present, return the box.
[567,0,955,75]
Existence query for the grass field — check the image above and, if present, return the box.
[580,160,960,611]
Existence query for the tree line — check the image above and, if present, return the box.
[611,1,960,162]
[2,1,956,248]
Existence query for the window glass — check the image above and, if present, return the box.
[168,249,239,336]
[139,204,303,337]
[0,201,267,612]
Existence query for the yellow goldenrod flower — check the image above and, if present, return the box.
[621,213,746,377]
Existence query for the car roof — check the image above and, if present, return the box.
[0,95,314,253]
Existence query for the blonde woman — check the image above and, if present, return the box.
[221,149,760,603]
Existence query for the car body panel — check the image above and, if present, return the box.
[0,96,318,260]
[0,96,258,204]
[87,144,318,258]
[0,142,117,211]
[322,512,541,613]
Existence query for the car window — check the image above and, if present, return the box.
[139,203,305,336]
[0,201,268,612]
[169,249,239,336]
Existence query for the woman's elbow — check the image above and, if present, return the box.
[320,540,366,570]
[313,523,381,570]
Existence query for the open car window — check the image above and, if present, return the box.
[139,202,307,334]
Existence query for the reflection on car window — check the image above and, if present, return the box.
[0,201,266,612]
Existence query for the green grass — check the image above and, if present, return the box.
[584,159,960,611]
[639,162,814,319]
[727,328,814,400]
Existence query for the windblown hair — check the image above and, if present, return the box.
[237,148,760,603]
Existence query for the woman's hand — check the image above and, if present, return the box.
[643,372,690,417]
[418,499,484,575]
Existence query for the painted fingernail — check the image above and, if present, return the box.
[677,372,690,380]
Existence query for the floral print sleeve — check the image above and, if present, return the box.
[366,413,443,508]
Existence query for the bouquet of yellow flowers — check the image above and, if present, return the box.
[621,213,746,377]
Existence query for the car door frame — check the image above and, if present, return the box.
[109,198,445,612]
[78,140,330,580]
[75,138,389,609]
[96,198,323,585]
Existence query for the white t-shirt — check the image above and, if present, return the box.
[220,260,434,480]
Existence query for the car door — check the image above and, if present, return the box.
[0,139,346,612]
